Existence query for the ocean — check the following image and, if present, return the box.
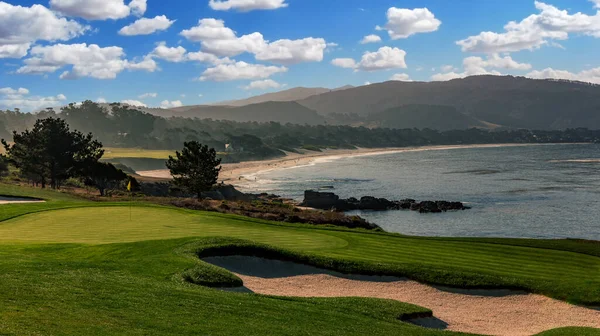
[238,144,600,240]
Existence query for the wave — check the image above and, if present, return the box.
[550,159,600,163]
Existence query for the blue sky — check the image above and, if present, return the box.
[2,0,600,111]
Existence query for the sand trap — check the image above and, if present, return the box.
[0,196,45,204]
[204,256,600,336]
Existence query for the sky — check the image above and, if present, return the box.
[2,0,600,111]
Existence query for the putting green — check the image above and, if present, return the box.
[0,206,348,250]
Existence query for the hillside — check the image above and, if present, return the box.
[299,76,600,130]
[367,105,489,131]
[211,85,355,107]
[147,101,326,125]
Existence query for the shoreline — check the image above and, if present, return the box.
[136,143,593,186]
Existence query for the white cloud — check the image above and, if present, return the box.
[431,54,531,81]
[376,7,441,39]
[180,18,237,42]
[97,97,107,103]
[209,0,288,11]
[50,0,136,20]
[198,94,204,98]
[360,34,382,44]
[119,15,175,36]
[186,51,234,65]
[527,67,600,84]
[129,0,147,16]
[17,43,157,79]
[243,79,283,90]
[390,73,412,81]
[440,65,455,72]
[180,94,186,98]
[180,18,327,64]
[364,82,372,85]
[254,37,327,64]
[200,61,287,81]
[0,88,67,112]
[331,58,357,69]
[0,87,29,95]
[457,1,600,53]
[0,2,88,59]
[160,100,183,108]
[150,42,187,62]
[139,92,157,98]
[331,47,407,72]
[121,99,147,107]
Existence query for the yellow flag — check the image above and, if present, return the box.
[127,181,132,192]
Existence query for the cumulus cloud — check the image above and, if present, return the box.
[17,43,157,79]
[186,51,234,65]
[49,0,142,20]
[119,15,175,36]
[180,18,327,64]
[390,73,412,81]
[129,0,147,16]
[457,1,600,53]
[527,67,600,84]
[331,58,357,69]
[376,7,441,39]
[209,0,288,11]
[0,87,67,112]
[121,99,147,107]
[150,42,187,62]
[254,37,327,64]
[333,47,407,72]
[139,92,157,98]
[360,34,382,44]
[243,79,284,90]
[431,54,531,81]
[0,87,30,95]
[0,2,88,59]
[97,97,107,103]
[199,61,287,81]
[160,100,183,108]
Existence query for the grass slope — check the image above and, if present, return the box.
[0,184,598,335]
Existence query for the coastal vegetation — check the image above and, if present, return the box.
[2,101,600,166]
[0,185,598,335]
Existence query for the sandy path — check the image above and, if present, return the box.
[0,196,45,204]
[137,143,581,184]
[204,256,600,336]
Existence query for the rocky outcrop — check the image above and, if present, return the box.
[301,190,470,213]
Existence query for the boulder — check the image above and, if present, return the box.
[301,190,340,210]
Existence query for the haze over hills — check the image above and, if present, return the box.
[298,76,600,130]
[118,76,600,130]
[211,86,354,107]
[146,101,326,125]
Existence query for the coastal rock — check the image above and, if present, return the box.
[301,190,469,214]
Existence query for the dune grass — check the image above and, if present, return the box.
[0,184,598,335]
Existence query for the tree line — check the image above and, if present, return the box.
[1,116,222,198]
[2,101,600,164]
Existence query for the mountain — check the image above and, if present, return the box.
[211,85,354,107]
[298,76,600,130]
[367,105,490,131]
[147,101,326,125]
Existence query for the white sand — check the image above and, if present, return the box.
[137,143,582,183]
[205,256,600,336]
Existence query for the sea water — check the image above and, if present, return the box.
[238,144,600,240]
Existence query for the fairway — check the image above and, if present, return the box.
[0,188,599,335]
[103,148,175,159]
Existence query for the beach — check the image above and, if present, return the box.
[136,143,562,184]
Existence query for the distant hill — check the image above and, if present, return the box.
[298,76,600,130]
[211,85,354,107]
[147,101,326,125]
[367,105,489,131]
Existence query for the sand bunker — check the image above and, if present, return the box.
[0,196,45,204]
[204,256,600,336]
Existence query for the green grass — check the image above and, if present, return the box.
[0,184,598,335]
[103,147,176,159]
